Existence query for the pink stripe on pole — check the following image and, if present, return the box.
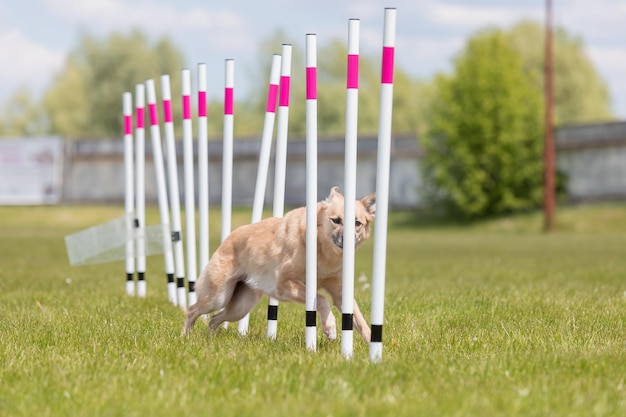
[149,103,159,126]
[198,91,207,117]
[224,88,234,115]
[347,54,359,89]
[306,67,317,100]
[163,99,173,123]
[124,115,132,135]
[279,76,290,107]
[381,46,395,84]
[266,83,278,113]
[136,108,145,129]
[183,95,191,120]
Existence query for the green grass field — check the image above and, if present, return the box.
[1,204,625,416]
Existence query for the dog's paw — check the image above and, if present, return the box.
[322,325,337,340]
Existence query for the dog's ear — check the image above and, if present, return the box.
[324,186,342,203]
[360,192,376,218]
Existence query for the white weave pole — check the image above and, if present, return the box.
[266,44,292,340]
[342,18,360,360]
[222,59,234,244]
[238,54,282,336]
[197,63,210,275]
[135,83,147,298]
[182,69,198,307]
[370,7,397,363]
[161,74,187,311]
[146,79,176,305]
[305,34,318,352]
[123,92,135,297]
[221,59,235,330]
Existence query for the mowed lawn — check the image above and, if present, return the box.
[0,204,625,417]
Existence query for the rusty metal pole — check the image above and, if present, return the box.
[543,0,556,232]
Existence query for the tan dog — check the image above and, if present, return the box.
[182,186,376,341]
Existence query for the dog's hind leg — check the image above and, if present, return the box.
[208,281,261,331]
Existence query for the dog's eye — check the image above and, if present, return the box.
[355,220,362,227]
[331,217,342,225]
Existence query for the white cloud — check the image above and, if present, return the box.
[0,30,64,84]
[425,3,540,31]
[42,0,252,52]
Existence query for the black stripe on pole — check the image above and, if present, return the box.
[371,324,383,343]
[188,281,195,293]
[267,305,278,321]
[176,277,184,288]
[137,272,145,282]
[134,218,140,228]
[126,273,133,282]
[167,273,175,284]
[306,310,316,327]
[342,313,353,330]
[171,231,181,242]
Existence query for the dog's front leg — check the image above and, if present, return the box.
[317,294,336,340]
[352,299,371,342]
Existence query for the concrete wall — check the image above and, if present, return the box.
[56,121,626,207]
[61,135,423,208]
[556,121,626,202]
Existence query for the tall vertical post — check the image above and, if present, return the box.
[370,7,396,363]
[266,44,292,340]
[222,60,235,245]
[305,34,318,352]
[543,0,556,232]
[135,83,147,298]
[342,19,360,360]
[238,54,282,336]
[123,92,135,297]
[161,74,187,311]
[182,69,197,307]
[146,79,176,305]
[197,63,210,276]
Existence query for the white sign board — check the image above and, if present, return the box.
[0,137,63,204]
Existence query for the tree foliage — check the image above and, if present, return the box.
[422,30,544,218]
[0,88,48,136]
[231,32,420,138]
[44,31,185,139]
[508,21,613,124]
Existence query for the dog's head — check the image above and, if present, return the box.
[320,186,376,253]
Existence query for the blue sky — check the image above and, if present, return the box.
[1,0,625,119]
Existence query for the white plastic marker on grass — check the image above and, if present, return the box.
[135,83,147,298]
[238,54,282,336]
[123,92,135,297]
[160,74,187,311]
[305,33,318,352]
[146,78,177,305]
[266,44,292,340]
[370,7,397,363]
[342,18,360,360]
[197,63,210,277]
[182,69,197,307]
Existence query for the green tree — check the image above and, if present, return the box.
[0,88,48,136]
[422,30,543,218]
[508,21,613,124]
[239,32,420,138]
[44,30,185,139]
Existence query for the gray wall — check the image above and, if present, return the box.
[61,135,423,208]
[59,121,626,207]
[556,121,626,202]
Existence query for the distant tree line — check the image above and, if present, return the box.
[0,21,615,218]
